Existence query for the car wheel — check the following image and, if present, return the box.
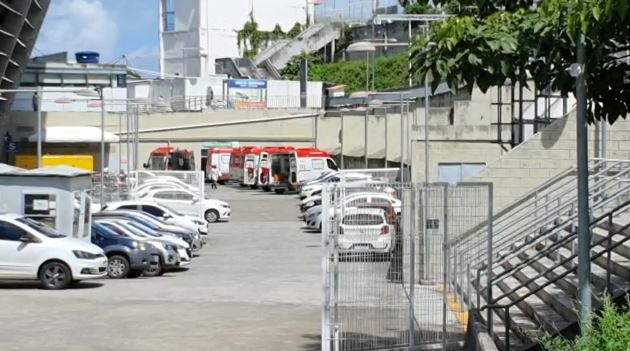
[205,209,220,223]
[143,259,164,277]
[107,255,130,279]
[39,261,72,290]
[275,189,285,194]
[126,270,143,279]
[263,186,271,192]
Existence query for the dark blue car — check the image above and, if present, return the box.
[91,222,160,279]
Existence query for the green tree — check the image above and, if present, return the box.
[410,0,630,124]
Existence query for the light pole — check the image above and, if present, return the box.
[347,42,376,91]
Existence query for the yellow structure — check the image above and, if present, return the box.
[15,155,94,171]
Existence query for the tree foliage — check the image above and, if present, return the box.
[281,54,410,93]
[543,297,630,351]
[237,16,304,59]
[410,0,630,124]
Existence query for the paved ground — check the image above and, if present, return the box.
[0,185,322,351]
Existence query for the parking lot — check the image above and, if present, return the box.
[0,185,322,351]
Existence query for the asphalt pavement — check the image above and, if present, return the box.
[0,185,322,351]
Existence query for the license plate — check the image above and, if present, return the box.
[353,245,370,251]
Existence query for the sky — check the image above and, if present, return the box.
[35,0,160,72]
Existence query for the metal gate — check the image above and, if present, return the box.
[321,181,492,351]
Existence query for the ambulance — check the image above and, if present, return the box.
[204,148,232,184]
[243,147,264,187]
[270,148,338,193]
[256,146,295,191]
[229,146,257,186]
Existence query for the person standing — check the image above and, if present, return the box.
[210,165,221,189]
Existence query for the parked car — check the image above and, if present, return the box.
[94,219,182,276]
[337,208,397,255]
[305,192,402,232]
[299,173,372,199]
[103,201,209,234]
[137,188,231,223]
[95,210,204,251]
[91,222,160,279]
[0,214,107,289]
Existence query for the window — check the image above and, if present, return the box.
[165,191,194,201]
[164,0,175,31]
[118,205,139,211]
[347,197,368,207]
[371,197,391,205]
[141,205,165,217]
[154,192,176,200]
[312,159,325,170]
[221,155,231,164]
[24,194,56,229]
[0,221,27,241]
[17,217,64,238]
[327,159,338,171]
[342,214,384,226]
[437,163,486,183]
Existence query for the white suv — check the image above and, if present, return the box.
[0,214,107,289]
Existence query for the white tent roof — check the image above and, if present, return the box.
[28,126,119,143]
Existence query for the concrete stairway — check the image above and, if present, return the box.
[453,159,630,350]
[254,22,343,71]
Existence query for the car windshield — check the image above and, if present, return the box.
[97,222,132,238]
[17,217,66,238]
[127,216,159,230]
[126,221,161,237]
[131,212,167,226]
[158,203,184,216]
[342,214,384,226]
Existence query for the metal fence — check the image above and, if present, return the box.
[321,181,492,351]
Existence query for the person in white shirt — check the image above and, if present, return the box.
[210,165,221,189]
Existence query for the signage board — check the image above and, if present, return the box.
[227,79,267,89]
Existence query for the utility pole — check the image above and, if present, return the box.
[573,0,591,331]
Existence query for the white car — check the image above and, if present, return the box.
[138,188,231,223]
[103,201,210,234]
[136,176,199,192]
[299,173,372,199]
[337,208,397,254]
[132,183,183,198]
[0,214,107,289]
[305,192,402,231]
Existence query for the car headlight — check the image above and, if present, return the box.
[193,219,205,225]
[73,250,100,259]
[306,201,314,207]
[164,244,176,251]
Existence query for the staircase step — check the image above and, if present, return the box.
[495,274,568,337]
[592,227,630,259]
[501,257,578,326]
[485,285,537,350]
[546,245,617,294]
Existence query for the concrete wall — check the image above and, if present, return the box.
[470,111,627,210]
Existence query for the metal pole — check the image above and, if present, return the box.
[36,86,42,168]
[126,102,130,173]
[364,108,369,168]
[365,52,369,91]
[442,184,449,351]
[575,18,592,331]
[99,88,105,208]
[601,121,607,159]
[409,187,417,348]
[486,184,494,334]
[384,108,388,167]
[424,78,430,183]
[134,105,140,170]
[408,20,412,87]
[118,112,122,173]
[400,93,405,182]
[340,112,344,168]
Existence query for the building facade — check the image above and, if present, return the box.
[159,0,313,78]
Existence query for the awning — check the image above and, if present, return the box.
[28,126,120,143]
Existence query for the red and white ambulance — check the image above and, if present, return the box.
[256,146,295,191]
[270,147,338,193]
[204,148,232,184]
[229,146,258,186]
[243,147,264,187]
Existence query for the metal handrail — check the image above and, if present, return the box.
[486,173,630,279]
[478,200,630,350]
[455,159,630,267]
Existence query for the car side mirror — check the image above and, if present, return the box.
[192,196,199,203]
[163,213,172,219]
[143,163,149,169]
[20,234,34,243]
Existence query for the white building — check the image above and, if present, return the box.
[159,0,314,78]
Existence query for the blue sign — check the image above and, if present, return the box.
[227,79,267,89]
[3,133,16,153]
